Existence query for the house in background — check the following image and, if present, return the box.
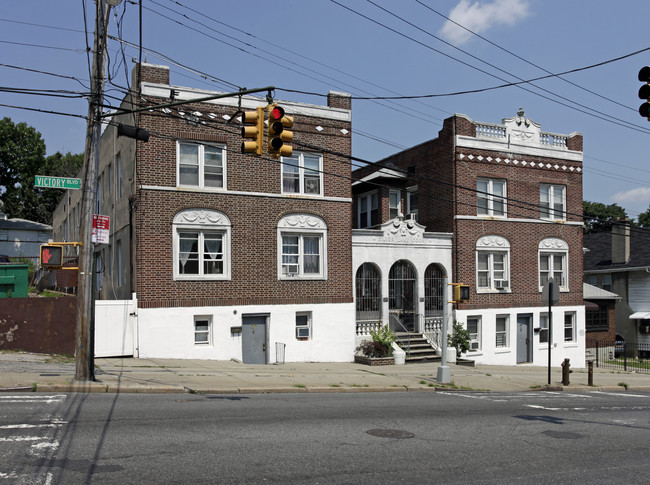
[353,109,586,367]
[0,210,52,263]
[53,63,354,363]
[584,224,650,355]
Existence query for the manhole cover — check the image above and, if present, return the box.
[366,429,414,439]
[542,430,584,440]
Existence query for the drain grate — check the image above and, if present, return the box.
[366,429,414,439]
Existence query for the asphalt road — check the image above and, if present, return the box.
[1,391,649,484]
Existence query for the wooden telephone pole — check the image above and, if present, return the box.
[75,0,121,381]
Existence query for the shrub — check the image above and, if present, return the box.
[448,321,471,359]
[356,340,391,358]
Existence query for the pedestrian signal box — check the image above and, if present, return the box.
[40,244,63,269]
[451,283,470,303]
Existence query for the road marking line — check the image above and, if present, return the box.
[591,391,649,398]
[0,422,66,429]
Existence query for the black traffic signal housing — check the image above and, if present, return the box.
[452,283,470,303]
[40,244,63,269]
[638,66,650,119]
[267,104,293,158]
[241,107,264,156]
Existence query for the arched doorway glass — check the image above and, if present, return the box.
[355,263,382,334]
[388,260,417,332]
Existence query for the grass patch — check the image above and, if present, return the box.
[329,384,341,388]
[618,382,629,390]
[294,384,306,389]
[350,384,369,388]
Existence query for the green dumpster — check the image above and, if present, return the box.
[0,263,29,298]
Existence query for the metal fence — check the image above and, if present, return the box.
[586,339,650,373]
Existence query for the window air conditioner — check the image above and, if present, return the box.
[470,341,479,351]
[296,327,310,339]
[494,279,509,289]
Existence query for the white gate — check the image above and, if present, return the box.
[94,294,137,357]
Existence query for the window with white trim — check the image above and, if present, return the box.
[540,184,566,220]
[389,189,401,219]
[538,238,568,289]
[194,316,211,345]
[173,209,231,280]
[177,141,225,189]
[357,191,378,228]
[496,315,509,348]
[296,312,312,340]
[407,187,418,221]
[564,312,576,343]
[540,313,549,344]
[476,235,510,291]
[477,178,506,217]
[467,316,481,351]
[278,214,327,280]
[282,152,322,195]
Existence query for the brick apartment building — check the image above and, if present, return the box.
[53,63,354,363]
[352,109,586,366]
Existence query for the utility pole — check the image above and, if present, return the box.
[75,0,121,381]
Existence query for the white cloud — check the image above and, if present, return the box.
[439,0,531,45]
[610,187,650,214]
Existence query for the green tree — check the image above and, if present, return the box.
[583,201,630,234]
[637,206,650,228]
[0,118,82,224]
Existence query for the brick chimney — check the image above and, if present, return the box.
[611,220,630,264]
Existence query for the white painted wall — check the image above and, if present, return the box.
[455,305,586,368]
[136,302,356,362]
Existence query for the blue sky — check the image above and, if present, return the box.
[2,0,650,218]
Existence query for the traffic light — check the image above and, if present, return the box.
[452,284,470,303]
[267,104,293,158]
[638,66,650,119]
[40,244,63,269]
[241,106,264,156]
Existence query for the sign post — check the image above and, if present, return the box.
[542,278,560,385]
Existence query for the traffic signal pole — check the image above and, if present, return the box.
[75,0,118,382]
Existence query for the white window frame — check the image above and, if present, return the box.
[477,178,506,217]
[539,313,549,345]
[277,214,327,280]
[540,184,566,220]
[173,209,231,281]
[495,314,509,348]
[407,186,418,221]
[177,141,226,190]
[357,191,378,228]
[281,151,323,196]
[564,311,576,343]
[476,235,510,292]
[538,238,568,291]
[194,316,212,345]
[389,189,401,219]
[296,312,312,340]
[467,316,481,351]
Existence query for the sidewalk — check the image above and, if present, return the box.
[1,352,649,394]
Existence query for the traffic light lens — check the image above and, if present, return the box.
[271,107,284,119]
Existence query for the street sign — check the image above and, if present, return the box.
[542,277,560,306]
[34,175,81,190]
[91,215,110,244]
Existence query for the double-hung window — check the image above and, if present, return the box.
[538,238,568,289]
[389,189,401,219]
[407,187,418,221]
[194,316,211,345]
[564,312,576,343]
[477,178,506,217]
[540,313,549,344]
[496,315,509,348]
[358,192,378,228]
[296,312,312,340]
[178,141,225,189]
[467,316,481,351]
[476,235,510,291]
[540,184,565,220]
[278,214,327,280]
[173,209,231,281]
[282,152,322,195]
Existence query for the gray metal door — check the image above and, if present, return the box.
[242,315,267,364]
[517,315,531,363]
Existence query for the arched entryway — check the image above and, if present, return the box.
[355,263,382,333]
[388,260,417,332]
[424,263,446,345]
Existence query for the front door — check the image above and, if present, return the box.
[517,315,532,363]
[242,315,267,364]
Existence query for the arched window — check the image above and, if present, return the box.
[476,235,510,292]
[173,209,231,280]
[277,214,327,280]
[538,237,568,289]
[355,263,381,323]
[424,263,446,318]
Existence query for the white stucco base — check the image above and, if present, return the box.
[454,305,586,368]
[136,302,356,363]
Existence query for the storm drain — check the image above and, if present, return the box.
[366,429,414,439]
